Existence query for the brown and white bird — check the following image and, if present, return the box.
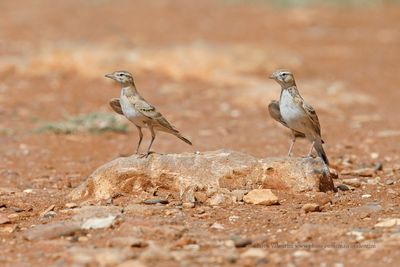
[268,100,305,156]
[269,70,329,165]
[105,71,192,157]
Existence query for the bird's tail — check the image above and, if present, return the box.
[176,134,192,146]
[314,140,329,166]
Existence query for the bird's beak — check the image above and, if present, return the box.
[268,74,275,79]
[104,73,114,79]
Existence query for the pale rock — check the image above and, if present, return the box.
[210,222,225,230]
[72,205,122,221]
[23,221,82,241]
[0,214,11,224]
[375,218,400,228]
[243,189,279,205]
[81,215,117,230]
[240,248,267,259]
[342,178,361,188]
[301,203,320,213]
[69,150,334,201]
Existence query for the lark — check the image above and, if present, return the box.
[105,71,192,156]
[269,70,329,165]
[268,100,305,156]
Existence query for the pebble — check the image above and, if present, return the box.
[23,189,33,194]
[182,202,195,208]
[342,178,361,188]
[228,215,240,223]
[293,250,311,258]
[231,190,248,202]
[40,205,56,217]
[361,194,372,198]
[143,198,169,205]
[337,184,350,191]
[243,189,279,205]
[210,222,225,230]
[301,203,320,213]
[207,193,225,206]
[109,237,148,248]
[23,221,82,241]
[374,218,400,228]
[0,214,11,224]
[240,248,266,259]
[231,237,252,248]
[385,179,394,185]
[81,215,117,230]
[65,203,78,209]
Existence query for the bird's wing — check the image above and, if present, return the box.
[302,101,322,137]
[268,100,289,127]
[269,100,306,138]
[134,99,179,133]
[109,98,123,115]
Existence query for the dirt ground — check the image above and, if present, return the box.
[1,0,400,266]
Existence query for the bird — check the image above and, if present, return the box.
[105,71,192,157]
[269,70,329,165]
[268,100,305,156]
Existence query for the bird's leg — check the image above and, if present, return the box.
[135,126,143,155]
[308,141,315,157]
[144,126,156,158]
[287,131,296,157]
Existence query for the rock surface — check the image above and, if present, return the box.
[69,150,334,201]
[243,189,279,205]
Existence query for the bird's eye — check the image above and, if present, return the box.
[281,73,287,77]
[119,73,123,76]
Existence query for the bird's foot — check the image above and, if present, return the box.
[138,151,155,158]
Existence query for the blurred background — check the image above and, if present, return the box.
[1,0,400,187]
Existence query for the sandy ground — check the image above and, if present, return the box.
[1,0,400,266]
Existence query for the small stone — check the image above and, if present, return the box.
[385,179,394,185]
[228,215,240,223]
[347,230,365,241]
[0,214,11,224]
[374,162,383,171]
[11,207,24,212]
[40,205,56,217]
[362,194,372,198]
[313,192,332,207]
[207,193,226,206]
[81,215,117,230]
[374,218,400,228]
[109,237,148,248]
[182,202,195,208]
[23,189,33,194]
[174,237,196,248]
[342,178,361,188]
[8,213,19,219]
[23,221,82,241]
[143,198,168,205]
[231,237,252,248]
[65,203,78,209]
[194,191,208,203]
[301,203,320,213]
[240,248,266,259]
[210,222,225,230]
[231,190,248,202]
[293,250,311,258]
[341,168,376,177]
[337,184,350,191]
[243,189,279,205]
[42,211,57,219]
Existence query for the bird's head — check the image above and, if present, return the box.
[105,71,134,86]
[269,70,296,87]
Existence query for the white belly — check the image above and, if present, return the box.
[120,94,147,127]
[280,90,310,135]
